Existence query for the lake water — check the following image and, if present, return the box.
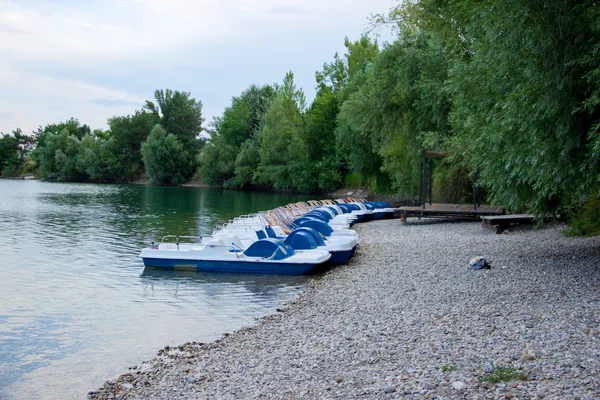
[0,180,318,399]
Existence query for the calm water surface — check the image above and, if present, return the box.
[0,180,318,399]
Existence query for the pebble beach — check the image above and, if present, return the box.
[89,219,600,399]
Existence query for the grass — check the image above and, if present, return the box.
[479,365,528,383]
[563,195,600,237]
[436,363,457,372]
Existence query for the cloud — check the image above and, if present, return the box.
[267,5,305,16]
[0,67,145,132]
[0,0,397,134]
[87,98,143,108]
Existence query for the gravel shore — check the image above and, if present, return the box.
[89,220,600,399]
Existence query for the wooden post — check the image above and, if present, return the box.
[429,157,433,205]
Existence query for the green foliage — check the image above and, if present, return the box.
[304,87,343,192]
[144,89,204,146]
[11,1,600,207]
[54,133,82,180]
[415,0,600,213]
[344,172,362,188]
[0,128,36,176]
[37,129,85,180]
[336,33,451,195]
[33,118,90,179]
[230,139,260,189]
[432,161,473,204]
[0,132,19,175]
[34,117,91,141]
[106,110,155,181]
[144,89,204,181]
[564,195,600,237]
[435,363,457,373]
[480,365,527,384]
[199,84,275,186]
[255,72,309,191]
[141,125,189,185]
[250,71,337,193]
[199,135,237,185]
[77,135,121,181]
[333,36,383,190]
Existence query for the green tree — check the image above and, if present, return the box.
[304,87,343,191]
[232,139,260,188]
[0,132,19,176]
[141,125,188,184]
[255,72,310,191]
[107,111,155,181]
[331,36,384,190]
[38,129,84,180]
[32,118,90,171]
[77,134,121,181]
[199,84,276,186]
[144,89,204,181]
[413,0,600,213]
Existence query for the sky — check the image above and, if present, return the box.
[0,0,397,135]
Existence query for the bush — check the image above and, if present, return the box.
[432,162,475,204]
[564,195,600,237]
[1,163,17,177]
[344,172,362,188]
[141,125,189,185]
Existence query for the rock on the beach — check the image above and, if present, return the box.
[384,385,396,393]
[452,381,466,390]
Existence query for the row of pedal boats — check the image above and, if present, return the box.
[139,199,395,275]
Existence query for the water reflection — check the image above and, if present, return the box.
[0,180,317,400]
[140,268,308,301]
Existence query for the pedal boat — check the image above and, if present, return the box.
[140,236,331,275]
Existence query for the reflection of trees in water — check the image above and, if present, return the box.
[140,267,308,303]
[33,182,323,262]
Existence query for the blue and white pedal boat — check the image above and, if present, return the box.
[215,223,358,265]
[140,235,331,275]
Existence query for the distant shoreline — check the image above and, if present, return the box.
[0,174,36,180]
[0,178,387,204]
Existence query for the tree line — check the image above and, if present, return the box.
[1,89,203,185]
[1,0,598,231]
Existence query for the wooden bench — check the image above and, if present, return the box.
[481,214,534,234]
[395,203,505,224]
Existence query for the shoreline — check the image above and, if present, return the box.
[90,219,600,399]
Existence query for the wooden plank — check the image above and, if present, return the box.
[481,214,534,222]
[481,214,534,233]
[395,203,505,217]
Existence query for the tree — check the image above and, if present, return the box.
[304,87,343,191]
[12,128,35,163]
[38,129,84,180]
[141,125,189,184]
[232,139,260,188]
[331,36,384,190]
[255,72,311,191]
[0,132,18,176]
[413,0,600,213]
[144,89,205,182]
[107,110,155,181]
[77,134,121,181]
[199,84,276,186]
[32,118,90,171]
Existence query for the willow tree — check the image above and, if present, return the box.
[412,0,600,213]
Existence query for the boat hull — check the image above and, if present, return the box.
[141,256,324,275]
[328,246,357,265]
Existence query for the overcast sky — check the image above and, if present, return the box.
[0,0,396,135]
